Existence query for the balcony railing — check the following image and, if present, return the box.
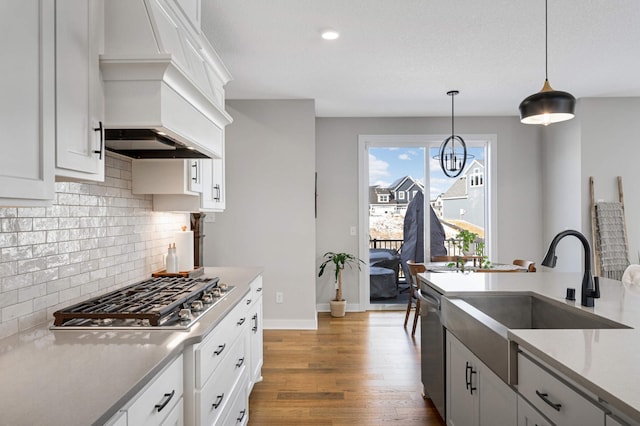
[369,238,484,258]
[369,238,403,251]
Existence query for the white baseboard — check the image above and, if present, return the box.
[316,303,366,313]
[263,318,318,330]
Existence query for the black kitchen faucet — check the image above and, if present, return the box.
[542,229,601,307]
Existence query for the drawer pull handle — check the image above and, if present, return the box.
[237,409,246,423]
[256,287,262,292]
[536,390,562,411]
[212,393,225,409]
[465,362,470,389]
[252,313,258,332]
[246,299,252,305]
[236,357,245,368]
[214,344,226,356]
[465,362,476,394]
[191,161,199,183]
[237,317,246,326]
[154,390,175,412]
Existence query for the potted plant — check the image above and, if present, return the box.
[318,251,364,317]
[455,229,479,255]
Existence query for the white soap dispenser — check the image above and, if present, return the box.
[166,243,178,273]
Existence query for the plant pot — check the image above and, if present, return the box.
[329,300,346,317]
[463,242,476,256]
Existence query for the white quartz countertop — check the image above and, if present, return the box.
[0,266,262,426]
[419,270,640,422]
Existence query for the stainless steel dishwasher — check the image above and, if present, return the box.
[417,283,445,420]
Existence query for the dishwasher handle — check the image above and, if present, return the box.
[417,289,441,310]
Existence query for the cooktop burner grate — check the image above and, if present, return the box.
[52,276,223,328]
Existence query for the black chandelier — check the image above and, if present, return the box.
[434,90,473,178]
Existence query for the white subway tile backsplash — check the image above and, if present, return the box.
[18,283,46,302]
[0,262,18,278]
[33,243,58,258]
[17,258,46,274]
[19,310,47,331]
[0,233,18,248]
[2,273,33,292]
[2,300,33,322]
[17,207,47,218]
[33,218,59,231]
[0,209,17,218]
[2,247,33,263]
[33,268,58,285]
[0,290,17,308]
[46,230,70,243]
[2,218,34,232]
[0,153,190,339]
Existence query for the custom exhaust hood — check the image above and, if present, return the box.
[100,0,233,159]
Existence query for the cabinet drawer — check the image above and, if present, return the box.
[518,353,604,426]
[246,276,263,309]
[197,336,247,426]
[195,301,249,387]
[161,397,183,426]
[128,354,183,426]
[222,374,249,426]
[518,395,552,426]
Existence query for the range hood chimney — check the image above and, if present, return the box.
[100,0,232,159]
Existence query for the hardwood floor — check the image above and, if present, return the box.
[248,311,445,425]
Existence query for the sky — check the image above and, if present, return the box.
[369,145,485,200]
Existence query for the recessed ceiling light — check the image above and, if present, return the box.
[321,29,339,40]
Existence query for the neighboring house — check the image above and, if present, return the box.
[430,194,443,218]
[369,176,424,215]
[441,160,485,228]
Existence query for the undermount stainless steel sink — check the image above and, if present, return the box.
[441,293,630,384]
[456,293,628,330]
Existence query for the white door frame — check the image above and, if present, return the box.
[357,134,497,310]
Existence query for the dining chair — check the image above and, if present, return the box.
[404,260,427,337]
[513,259,537,272]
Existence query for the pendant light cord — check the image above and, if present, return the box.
[451,93,454,140]
[545,0,548,81]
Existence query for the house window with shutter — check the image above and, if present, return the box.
[398,191,405,200]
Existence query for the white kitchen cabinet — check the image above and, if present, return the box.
[113,354,184,426]
[247,276,264,390]
[518,351,605,426]
[55,0,105,182]
[132,159,203,195]
[518,395,552,426]
[446,331,517,426]
[151,157,227,212]
[183,281,262,426]
[201,139,226,211]
[0,0,55,206]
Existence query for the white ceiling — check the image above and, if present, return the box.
[201,0,640,118]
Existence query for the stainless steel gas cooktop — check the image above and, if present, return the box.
[51,276,234,330]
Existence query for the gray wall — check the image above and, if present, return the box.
[203,100,318,329]
[316,116,543,308]
[542,97,640,272]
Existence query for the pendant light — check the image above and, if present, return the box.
[519,0,575,125]
[434,90,473,178]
